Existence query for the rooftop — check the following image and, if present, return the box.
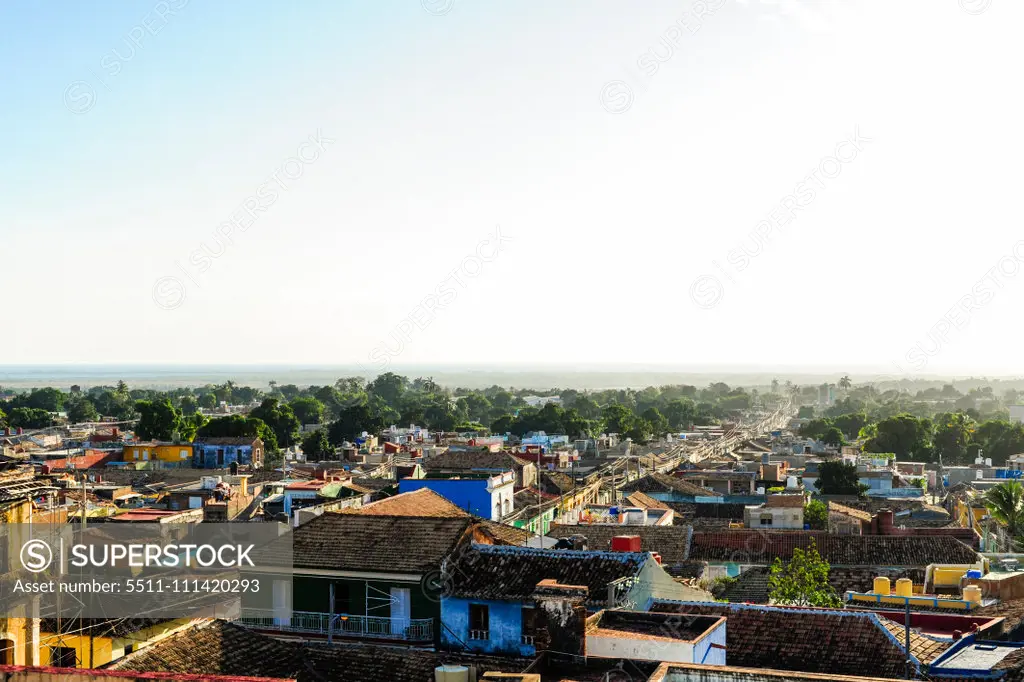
[445,543,648,606]
[548,523,694,565]
[688,531,979,567]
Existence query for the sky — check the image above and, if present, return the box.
[1,0,1022,376]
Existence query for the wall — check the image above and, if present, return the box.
[440,597,535,657]
[586,632,692,664]
[193,445,254,469]
[290,574,438,623]
[399,479,492,519]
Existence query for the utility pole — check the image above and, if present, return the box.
[80,474,87,530]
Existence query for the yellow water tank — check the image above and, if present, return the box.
[895,578,914,597]
[963,585,983,604]
[873,576,892,595]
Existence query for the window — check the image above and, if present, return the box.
[0,639,15,665]
[469,603,489,640]
[521,607,540,645]
[217,449,225,467]
[50,646,77,668]
[759,516,773,526]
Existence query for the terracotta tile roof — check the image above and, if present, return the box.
[766,494,805,508]
[422,450,529,473]
[477,519,532,545]
[339,488,469,517]
[713,567,771,604]
[625,490,670,510]
[445,544,647,606]
[829,501,873,522]
[284,512,473,573]
[108,619,530,682]
[621,472,716,497]
[649,601,951,678]
[542,471,575,493]
[548,523,694,565]
[875,615,953,663]
[688,531,979,567]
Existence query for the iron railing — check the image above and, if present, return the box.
[237,609,433,642]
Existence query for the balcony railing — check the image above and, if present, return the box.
[237,609,433,642]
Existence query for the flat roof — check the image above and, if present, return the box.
[932,641,1023,672]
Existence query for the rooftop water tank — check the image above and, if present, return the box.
[967,569,983,579]
[435,666,469,682]
[963,585,983,604]
[873,576,891,595]
[895,578,914,597]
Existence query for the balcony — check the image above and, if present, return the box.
[237,609,433,643]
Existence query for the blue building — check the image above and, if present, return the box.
[439,544,713,656]
[193,437,264,469]
[399,471,515,521]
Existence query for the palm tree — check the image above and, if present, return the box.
[984,480,1024,547]
[839,375,852,392]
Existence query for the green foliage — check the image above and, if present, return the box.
[65,397,99,424]
[6,407,52,429]
[768,539,842,607]
[933,411,976,465]
[767,486,785,493]
[804,499,828,530]
[135,399,182,441]
[821,426,845,447]
[301,429,335,461]
[984,480,1024,537]
[198,415,278,452]
[864,413,933,461]
[250,398,301,448]
[797,405,816,419]
[814,460,868,496]
[289,397,325,425]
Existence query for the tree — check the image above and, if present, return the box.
[198,415,279,455]
[767,539,842,607]
[301,429,335,461]
[65,398,99,424]
[663,398,696,430]
[984,480,1024,539]
[933,411,976,465]
[797,406,815,419]
[821,426,845,448]
[864,413,933,461]
[829,412,869,440]
[250,398,301,448]
[799,418,834,440]
[7,407,52,429]
[804,499,828,530]
[368,372,408,408]
[290,397,325,426]
[974,420,1024,462]
[839,375,852,392]
[198,393,217,410]
[135,399,182,441]
[641,407,669,437]
[602,404,638,436]
[179,395,199,415]
[814,460,867,496]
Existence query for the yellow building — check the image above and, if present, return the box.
[122,442,193,464]
[37,618,199,668]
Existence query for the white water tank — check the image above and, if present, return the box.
[756,487,766,495]
[977,469,984,480]
[986,458,993,467]
[787,476,799,489]
[435,666,469,682]
[976,457,984,465]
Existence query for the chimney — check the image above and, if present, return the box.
[877,509,895,535]
[532,579,589,663]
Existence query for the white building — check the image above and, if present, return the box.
[744,494,805,529]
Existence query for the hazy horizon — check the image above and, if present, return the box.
[2,363,1023,392]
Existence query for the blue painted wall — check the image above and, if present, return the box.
[193,443,254,468]
[440,597,536,657]
[693,622,727,666]
[399,478,493,518]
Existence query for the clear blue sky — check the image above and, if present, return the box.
[2,1,1022,376]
